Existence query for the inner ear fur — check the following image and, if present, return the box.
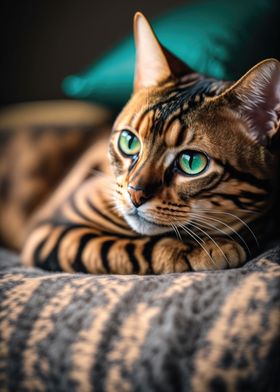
[133,12,193,91]
[223,59,280,146]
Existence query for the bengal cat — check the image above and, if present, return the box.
[13,13,280,273]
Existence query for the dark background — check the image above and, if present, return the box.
[0,0,186,108]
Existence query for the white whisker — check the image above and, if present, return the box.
[196,209,259,247]
[188,213,251,255]
[177,223,217,268]
[185,222,230,267]
[171,223,182,241]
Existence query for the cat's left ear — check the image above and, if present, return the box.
[133,12,192,91]
[226,59,280,146]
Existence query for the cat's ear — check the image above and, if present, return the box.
[226,59,280,146]
[133,12,192,91]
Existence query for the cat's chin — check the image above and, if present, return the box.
[124,213,171,236]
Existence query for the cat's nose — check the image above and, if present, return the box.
[127,184,150,207]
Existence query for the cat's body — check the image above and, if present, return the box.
[1,13,280,273]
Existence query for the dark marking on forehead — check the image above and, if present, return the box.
[145,78,229,137]
[174,124,188,147]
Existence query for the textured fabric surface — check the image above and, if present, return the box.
[0,246,280,391]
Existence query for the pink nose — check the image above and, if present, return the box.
[127,184,150,207]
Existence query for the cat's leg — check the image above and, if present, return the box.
[186,238,247,271]
[21,173,246,274]
[22,219,246,274]
[144,237,247,272]
[22,223,193,274]
[21,174,192,274]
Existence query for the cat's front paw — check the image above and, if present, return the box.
[188,239,246,271]
[152,238,191,274]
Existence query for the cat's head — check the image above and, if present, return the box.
[109,12,280,236]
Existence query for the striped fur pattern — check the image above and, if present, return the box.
[1,246,280,391]
[0,100,112,249]
[21,71,279,273]
[0,116,111,249]
[21,75,273,273]
[2,14,280,274]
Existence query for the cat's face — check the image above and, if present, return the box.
[109,13,279,237]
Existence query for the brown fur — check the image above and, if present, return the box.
[1,14,280,274]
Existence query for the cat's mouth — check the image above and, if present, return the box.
[124,210,172,235]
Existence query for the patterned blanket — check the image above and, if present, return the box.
[0,246,279,392]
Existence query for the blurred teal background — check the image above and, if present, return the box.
[62,0,280,108]
[1,0,279,109]
[0,0,183,108]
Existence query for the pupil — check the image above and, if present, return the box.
[188,154,194,169]
[128,135,134,149]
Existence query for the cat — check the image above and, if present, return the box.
[16,13,280,273]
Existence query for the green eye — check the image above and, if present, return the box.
[118,130,141,156]
[178,150,208,175]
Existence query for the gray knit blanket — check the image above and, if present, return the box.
[0,246,279,392]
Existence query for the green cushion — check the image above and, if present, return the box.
[62,0,280,108]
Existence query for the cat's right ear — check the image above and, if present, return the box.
[133,12,192,91]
